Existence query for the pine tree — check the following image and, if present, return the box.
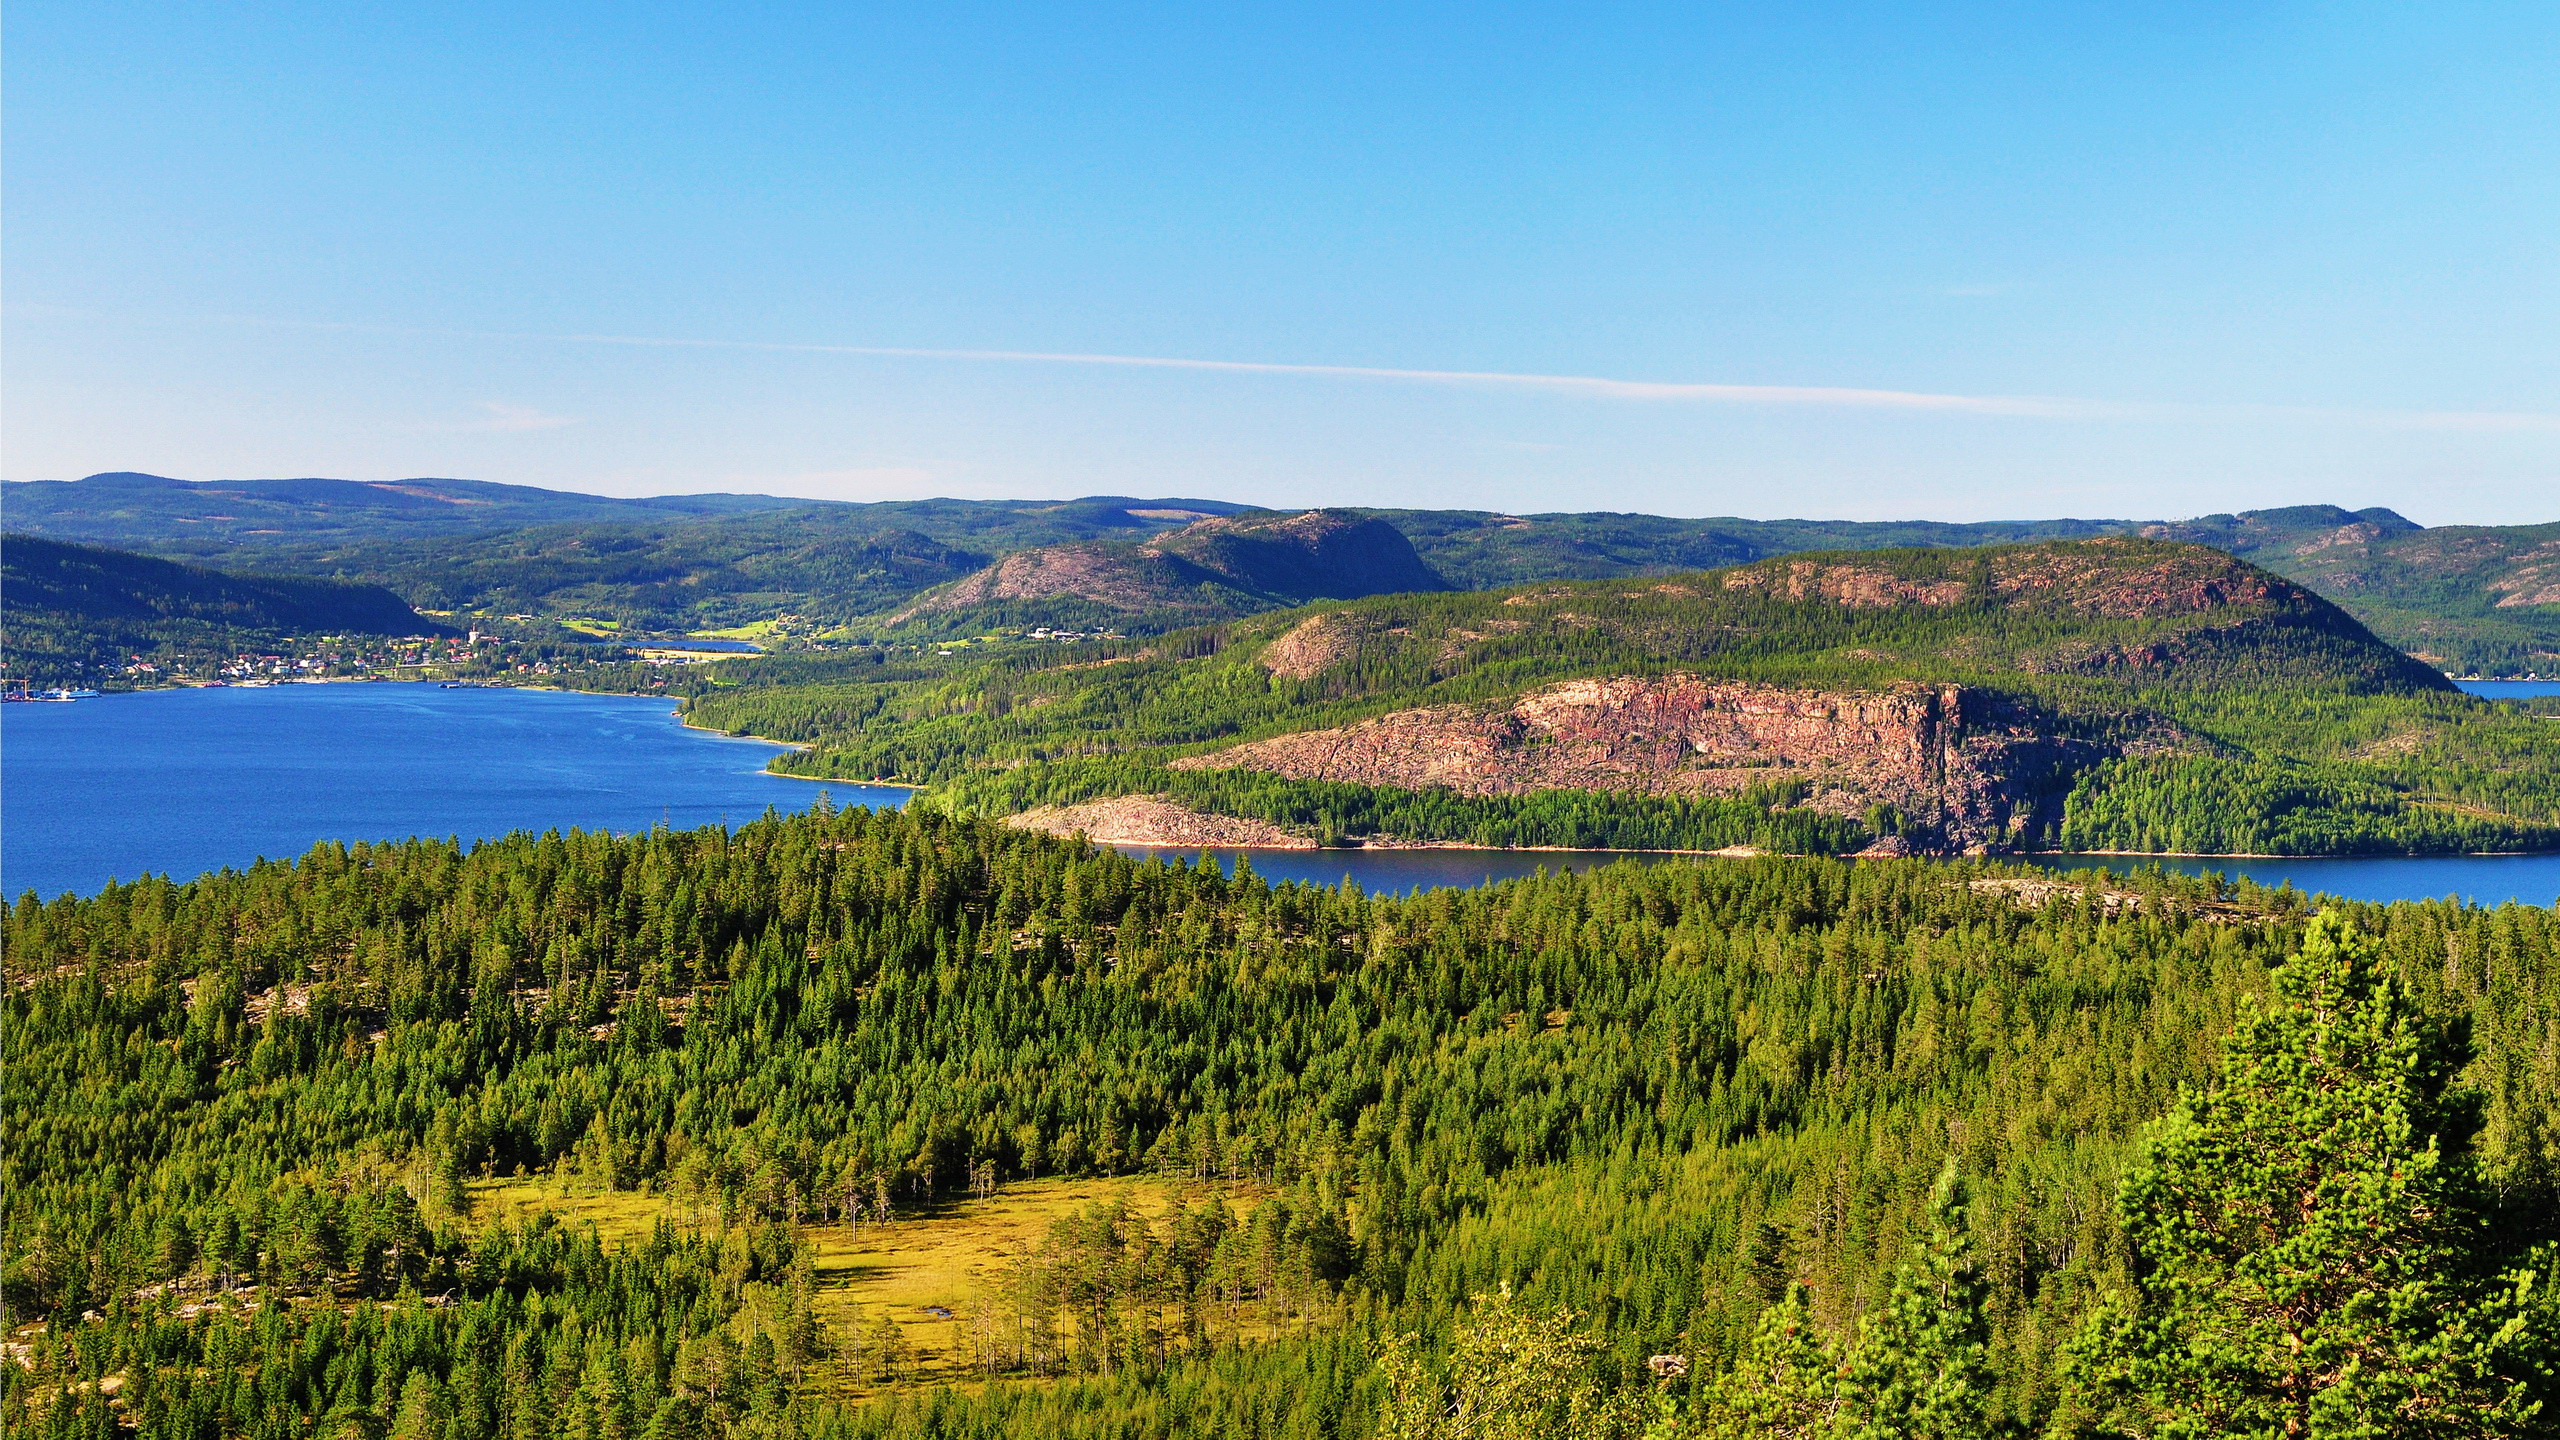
[863,1313,910,1387]
[1834,1160,1996,1440]
[641,1395,704,1440]
[2067,912,2552,1439]
[1690,1283,1841,1440]
[504,1336,551,1440]
[390,1368,453,1440]
[571,1345,634,1440]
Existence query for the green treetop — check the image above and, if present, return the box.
[2066,912,2552,1439]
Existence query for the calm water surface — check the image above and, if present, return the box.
[1107,845,1703,897]
[7,683,2556,908]
[2,685,907,900]
[1121,846,2560,906]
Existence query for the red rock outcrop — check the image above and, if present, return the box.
[1004,796,1318,849]
[1719,564,1969,608]
[1175,675,2120,853]
[1987,542,2280,618]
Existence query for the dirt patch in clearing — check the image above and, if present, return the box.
[1005,796,1318,849]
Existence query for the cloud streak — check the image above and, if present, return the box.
[551,331,2104,417]
[538,331,2560,432]
[194,310,2560,434]
[472,402,581,432]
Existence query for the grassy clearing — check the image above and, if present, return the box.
[462,1173,1260,1400]
[803,1176,1243,1397]
[462,1174,680,1246]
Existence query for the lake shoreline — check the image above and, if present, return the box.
[662,708,926,790]
[4,685,906,901]
[1096,840,2560,861]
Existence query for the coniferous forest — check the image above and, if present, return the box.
[6,805,2556,1437]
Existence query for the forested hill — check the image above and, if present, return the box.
[14,473,2553,669]
[0,535,451,682]
[5,807,2552,1437]
[2141,505,2560,675]
[0,472,809,550]
[888,510,1451,635]
[672,538,2560,857]
[0,473,1256,570]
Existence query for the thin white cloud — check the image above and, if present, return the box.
[534,332,2560,433]
[172,310,2560,435]
[552,332,2106,417]
[472,402,582,432]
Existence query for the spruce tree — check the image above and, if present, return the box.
[2067,913,2551,1439]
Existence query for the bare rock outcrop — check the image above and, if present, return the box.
[1003,796,1318,849]
[1175,675,2125,853]
[1259,614,1360,679]
[1720,564,1969,609]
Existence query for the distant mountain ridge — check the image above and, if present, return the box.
[9,472,2553,670]
[3,472,806,549]
[2137,505,2560,674]
[0,474,1258,558]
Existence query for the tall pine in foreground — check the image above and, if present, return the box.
[2065,913,2553,1439]
[1689,1284,1841,1440]
[1687,1161,1994,1440]
[1836,1160,1997,1440]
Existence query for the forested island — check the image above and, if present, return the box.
[5,807,2554,1436]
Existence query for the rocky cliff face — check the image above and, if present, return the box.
[1176,674,2129,853]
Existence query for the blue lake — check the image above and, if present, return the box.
[1,685,908,900]
[6,683,2556,908]
[2456,679,2560,698]
[1122,846,2560,907]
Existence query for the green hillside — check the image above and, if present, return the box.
[1383,505,2560,676]
[659,539,2560,856]
[1372,508,2128,589]
[14,474,2556,670]
[2142,506,2560,675]
[6,808,2551,1436]
[0,471,808,551]
[2,476,1267,637]
[0,535,452,685]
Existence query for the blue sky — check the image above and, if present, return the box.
[7,3,2556,522]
